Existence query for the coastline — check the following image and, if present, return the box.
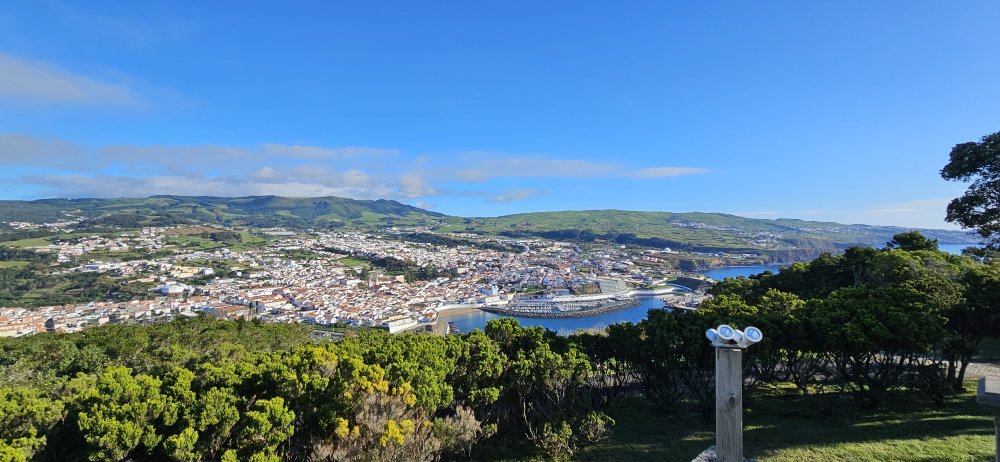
[434,289,679,321]
[436,307,483,319]
[481,297,641,319]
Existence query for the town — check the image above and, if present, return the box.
[0,224,716,337]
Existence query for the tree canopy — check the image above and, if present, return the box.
[941,130,1000,247]
[1,232,999,460]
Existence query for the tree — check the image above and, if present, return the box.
[947,262,1000,388]
[886,231,939,252]
[227,397,295,462]
[432,405,494,461]
[941,130,1000,248]
[0,388,63,462]
[68,366,173,461]
[483,319,613,458]
[445,330,506,407]
[618,309,718,419]
[803,287,946,409]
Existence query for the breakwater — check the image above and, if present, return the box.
[434,288,678,320]
[481,297,640,319]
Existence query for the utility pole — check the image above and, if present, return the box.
[706,324,763,462]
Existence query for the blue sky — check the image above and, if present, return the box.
[1,1,998,229]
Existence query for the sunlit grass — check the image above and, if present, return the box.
[1,237,51,248]
[574,382,995,462]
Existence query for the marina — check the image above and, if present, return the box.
[482,295,640,318]
[445,296,671,335]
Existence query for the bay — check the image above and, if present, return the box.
[443,296,668,335]
[446,244,979,335]
[699,265,783,281]
[938,243,974,255]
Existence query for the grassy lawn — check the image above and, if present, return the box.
[338,256,371,268]
[185,258,246,269]
[240,232,267,244]
[574,383,996,462]
[166,235,224,250]
[0,261,30,268]
[1,237,52,248]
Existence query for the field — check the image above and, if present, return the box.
[165,235,225,250]
[565,383,996,462]
[338,256,372,268]
[0,261,30,268]
[2,237,51,248]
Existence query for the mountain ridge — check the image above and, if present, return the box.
[0,196,978,258]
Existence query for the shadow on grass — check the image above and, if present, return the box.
[575,383,995,462]
[575,398,714,462]
[744,388,993,458]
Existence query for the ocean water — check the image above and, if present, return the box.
[698,265,783,281]
[445,296,668,335]
[446,243,979,335]
[938,243,974,255]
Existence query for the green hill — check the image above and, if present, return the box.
[0,196,978,260]
[441,209,977,258]
[0,195,445,230]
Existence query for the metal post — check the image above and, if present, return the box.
[716,347,743,462]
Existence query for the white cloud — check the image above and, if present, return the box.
[453,156,613,181]
[397,175,440,198]
[864,207,917,214]
[447,154,709,182]
[20,174,398,200]
[100,144,253,174]
[45,2,196,48]
[632,167,709,178]
[862,199,951,216]
[489,188,547,204]
[0,53,136,106]
[262,144,399,159]
[831,198,957,229]
[340,169,371,187]
[0,133,91,169]
[254,166,277,179]
[4,134,707,205]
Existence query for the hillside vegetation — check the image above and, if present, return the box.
[443,209,975,252]
[0,196,977,258]
[0,196,444,230]
[1,234,998,461]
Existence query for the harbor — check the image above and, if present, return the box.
[482,295,641,318]
[445,296,672,335]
